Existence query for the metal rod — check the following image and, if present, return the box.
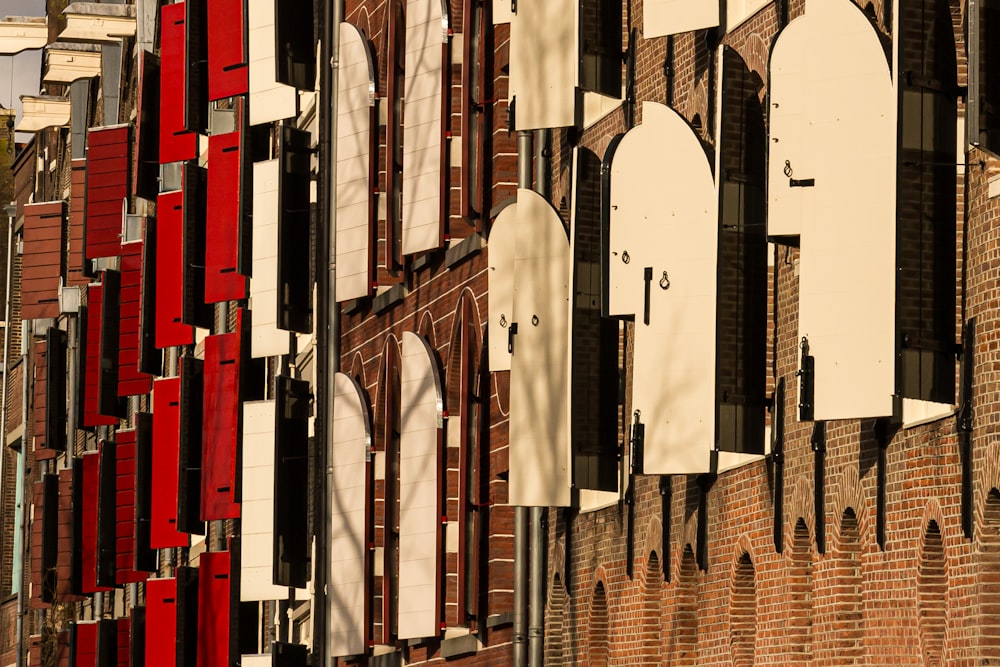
[528,506,545,666]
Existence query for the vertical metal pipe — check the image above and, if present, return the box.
[528,506,545,666]
[533,129,550,201]
[512,129,532,667]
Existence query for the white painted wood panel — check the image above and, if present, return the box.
[16,96,70,133]
[248,0,297,126]
[644,0,719,38]
[336,23,375,302]
[241,656,271,667]
[241,400,287,602]
[509,189,572,506]
[43,47,101,84]
[608,102,716,474]
[487,203,516,371]
[397,332,442,639]
[0,18,47,55]
[493,0,513,24]
[328,373,370,657]
[402,0,446,255]
[509,0,577,130]
[251,159,291,358]
[770,0,896,419]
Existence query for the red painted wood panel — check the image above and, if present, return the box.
[205,126,249,303]
[22,201,65,319]
[196,551,231,667]
[74,621,99,667]
[201,312,243,520]
[81,284,118,427]
[68,159,88,285]
[115,429,147,585]
[159,2,197,164]
[208,0,247,99]
[115,618,131,667]
[81,450,112,594]
[57,468,84,602]
[119,241,153,396]
[29,480,45,609]
[145,578,178,667]
[155,191,194,348]
[85,125,130,259]
[32,340,53,460]
[151,378,189,548]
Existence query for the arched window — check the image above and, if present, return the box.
[731,551,756,667]
[374,338,401,644]
[460,0,491,229]
[918,520,947,665]
[383,0,405,275]
[835,508,863,661]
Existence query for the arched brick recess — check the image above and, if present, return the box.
[545,573,566,666]
[784,518,813,663]
[642,515,662,567]
[833,508,864,662]
[417,309,436,347]
[349,351,366,387]
[787,475,816,542]
[642,552,663,664]
[589,580,610,667]
[730,550,756,667]
[979,490,1000,658]
[668,544,698,666]
[918,519,947,666]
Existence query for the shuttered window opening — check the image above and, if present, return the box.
[202,312,245,521]
[277,125,313,334]
[273,642,309,666]
[460,0,490,228]
[401,0,448,256]
[151,378,190,549]
[37,333,67,458]
[508,0,577,130]
[138,220,163,375]
[181,163,214,330]
[177,356,206,536]
[80,451,113,594]
[579,0,622,97]
[206,120,251,304]
[250,159,291,358]
[769,0,896,420]
[397,332,444,639]
[715,47,768,455]
[328,374,371,657]
[207,0,248,100]
[487,201,515,372]
[97,270,123,417]
[69,158,89,285]
[133,51,160,200]
[159,2,198,164]
[176,566,200,667]
[197,551,232,667]
[84,125,130,260]
[95,439,117,589]
[274,375,311,588]
[385,0,405,276]
[605,103,717,475]
[897,0,957,405]
[38,474,58,604]
[247,0,297,126]
[57,467,84,603]
[22,201,65,320]
[133,413,158,572]
[130,608,146,667]
[274,0,315,90]
[506,189,572,506]
[154,190,195,348]
[643,0,719,38]
[377,340,402,644]
[240,400,287,601]
[971,0,1000,154]
[184,0,208,134]
[119,240,154,396]
[79,285,119,428]
[145,578,179,667]
[336,23,376,302]
[113,429,147,585]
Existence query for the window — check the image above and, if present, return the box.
[460,0,490,229]
[384,0,405,276]
[579,0,622,97]
[375,339,401,644]
[971,0,1000,154]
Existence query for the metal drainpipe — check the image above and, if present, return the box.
[319,0,341,662]
[512,129,533,667]
[527,127,550,667]
[16,319,30,667]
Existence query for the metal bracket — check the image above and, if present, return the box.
[507,322,518,354]
[643,267,653,325]
[789,178,815,187]
[796,337,814,421]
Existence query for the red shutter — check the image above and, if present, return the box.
[155,191,194,348]
[85,125,129,260]
[197,551,231,667]
[151,377,189,548]
[145,578,179,667]
[115,618,131,667]
[81,451,112,594]
[81,284,118,427]
[205,125,249,303]
[119,241,153,396]
[201,311,244,520]
[207,0,248,99]
[115,429,147,585]
[22,201,65,319]
[159,2,197,164]
[68,158,88,285]
[73,621,99,667]
[32,340,51,459]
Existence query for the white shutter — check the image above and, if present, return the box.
[240,400,286,602]
[0,19,48,55]
[608,102,716,474]
[336,23,375,301]
[509,0,578,130]
[250,159,291,358]
[328,373,370,657]
[487,203,516,372]
[770,0,896,419]
[508,189,572,506]
[397,332,443,639]
[644,0,720,38]
[401,0,446,255]
[248,0,297,126]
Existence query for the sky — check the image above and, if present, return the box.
[2,0,46,142]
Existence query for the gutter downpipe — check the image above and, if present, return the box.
[528,127,550,667]
[3,206,20,667]
[319,0,340,662]
[17,319,29,665]
[512,129,532,667]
